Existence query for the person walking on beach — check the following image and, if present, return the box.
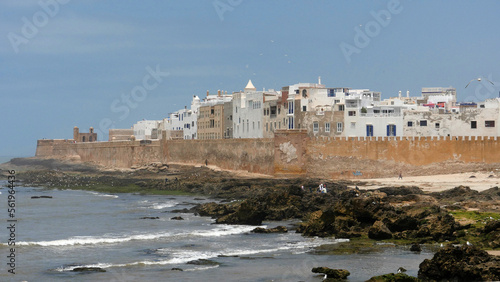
[398,172,403,180]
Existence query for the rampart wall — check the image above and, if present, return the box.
[36,132,500,178]
[163,138,275,174]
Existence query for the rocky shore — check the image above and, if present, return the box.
[2,157,500,280]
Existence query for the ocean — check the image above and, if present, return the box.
[0,181,433,281]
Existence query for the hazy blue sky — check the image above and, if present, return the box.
[2,0,500,158]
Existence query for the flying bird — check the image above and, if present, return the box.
[465,77,494,88]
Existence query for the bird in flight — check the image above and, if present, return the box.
[465,77,494,88]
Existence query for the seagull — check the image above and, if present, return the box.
[465,77,494,88]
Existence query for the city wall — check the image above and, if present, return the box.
[163,138,275,174]
[36,139,162,167]
[36,132,500,178]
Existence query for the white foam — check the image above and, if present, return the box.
[150,202,177,209]
[87,191,118,198]
[15,223,257,247]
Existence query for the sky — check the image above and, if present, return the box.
[2,0,500,158]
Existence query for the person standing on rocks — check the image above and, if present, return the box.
[398,172,403,180]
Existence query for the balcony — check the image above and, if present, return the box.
[360,113,401,117]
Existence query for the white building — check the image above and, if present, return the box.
[133,120,161,140]
[165,95,201,139]
[233,80,266,138]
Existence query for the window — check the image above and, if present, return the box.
[211,109,214,115]
[420,120,427,126]
[485,120,495,127]
[302,89,307,98]
[313,122,319,132]
[407,121,413,127]
[471,121,477,129]
[288,101,294,114]
[366,125,373,136]
[303,106,307,112]
[337,122,343,132]
[348,111,356,116]
[435,123,440,129]
[325,122,330,132]
[387,124,396,136]
[328,89,335,97]
[288,117,294,129]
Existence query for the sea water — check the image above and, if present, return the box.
[0,180,433,281]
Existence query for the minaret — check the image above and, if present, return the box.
[398,90,402,99]
[244,80,256,92]
[318,76,322,85]
[407,90,410,98]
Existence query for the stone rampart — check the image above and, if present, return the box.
[36,133,500,178]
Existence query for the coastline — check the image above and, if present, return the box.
[1,157,499,279]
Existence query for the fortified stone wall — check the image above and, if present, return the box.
[163,138,275,174]
[36,140,162,167]
[36,132,500,178]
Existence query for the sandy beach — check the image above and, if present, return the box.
[358,172,500,192]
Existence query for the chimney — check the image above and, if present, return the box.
[218,90,221,97]
[206,90,209,97]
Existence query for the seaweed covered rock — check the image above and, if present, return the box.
[251,226,288,233]
[368,220,393,240]
[312,266,350,280]
[367,273,421,282]
[418,245,500,281]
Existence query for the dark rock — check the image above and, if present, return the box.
[195,202,234,218]
[418,245,500,281]
[366,273,420,281]
[193,198,206,200]
[140,217,159,219]
[170,207,194,213]
[368,221,392,240]
[171,267,183,271]
[40,195,53,198]
[410,243,421,252]
[171,216,184,220]
[31,196,40,199]
[251,226,288,233]
[186,259,220,266]
[377,186,424,196]
[312,266,350,279]
[72,267,106,272]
